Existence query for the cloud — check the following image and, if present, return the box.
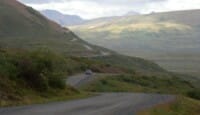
[19,0,166,4]
[18,0,200,19]
[18,0,63,4]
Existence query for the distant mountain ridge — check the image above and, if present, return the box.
[40,10,85,26]
[70,9,200,76]
[125,11,140,16]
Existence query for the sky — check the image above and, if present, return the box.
[18,0,200,19]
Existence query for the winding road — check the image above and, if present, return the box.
[66,74,96,88]
[0,73,175,115]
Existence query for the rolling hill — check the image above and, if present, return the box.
[0,0,171,105]
[40,10,85,26]
[70,10,200,76]
[0,0,108,56]
[0,0,170,74]
[0,0,200,108]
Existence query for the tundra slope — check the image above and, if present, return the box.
[70,9,200,76]
[0,0,108,56]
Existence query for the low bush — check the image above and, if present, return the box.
[187,90,200,100]
[0,49,78,92]
[83,74,197,96]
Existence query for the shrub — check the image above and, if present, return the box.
[17,58,49,91]
[13,49,70,91]
[49,78,65,89]
[187,90,200,100]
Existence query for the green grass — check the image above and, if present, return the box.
[91,54,166,74]
[82,74,200,99]
[138,96,200,115]
[0,49,80,106]
[0,48,128,107]
[70,9,200,76]
[0,0,177,77]
[0,0,106,56]
[0,87,91,107]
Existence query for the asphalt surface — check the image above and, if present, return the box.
[66,73,104,88]
[66,73,120,88]
[0,93,175,115]
[0,74,175,115]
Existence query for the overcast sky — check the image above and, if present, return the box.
[18,0,200,19]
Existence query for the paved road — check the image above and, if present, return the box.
[0,74,175,115]
[66,73,106,88]
[0,93,175,115]
[66,73,120,88]
[66,74,95,88]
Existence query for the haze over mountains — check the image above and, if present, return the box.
[40,10,85,26]
[70,9,200,76]
[0,0,200,112]
[40,10,140,26]
[125,11,140,16]
[9,2,199,76]
[0,0,167,74]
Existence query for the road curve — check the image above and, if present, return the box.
[0,93,175,115]
[66,73,120,88]
[66,73,102,88]
[0,74,175,115]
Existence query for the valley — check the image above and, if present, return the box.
[0,0,200,115]
[70,10,200,76]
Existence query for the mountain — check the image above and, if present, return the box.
[3,0,180,73]
[0,0,171,74]
[125,11,140,16]
[40,10,85,26]
[0,0,109,56]
[0,0,176,106]
[70,9,200,76]
[0,0,200,107]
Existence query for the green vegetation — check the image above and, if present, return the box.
[0,49,78,106]
[92,54,166,74]
[0,0,107,56]
[138,97,200,115]
[1,2,199,114]
[0,49,125,107]
[82,74,200,99]
[83,74,200,114]
[187,90,200,100]
[70,9,200,76]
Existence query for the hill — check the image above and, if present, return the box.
[70,9,200,76]
[125,11,140,16]
[0,0,200,108]
[0,0,108,57]
[40,10,85,26]
[0,0,172,74]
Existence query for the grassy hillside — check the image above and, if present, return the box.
[0,49,80,106]
[3,48,199,106]
[2,1,200,112]
[0,0,174,76]
[70,10,200,76]
[0,48,177,107]
[0,0,109,56]
[82,74,199,96]
[81,73,200,114]
[91,54,166,74]
[139,96,200,115]
[0,48,129,107]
